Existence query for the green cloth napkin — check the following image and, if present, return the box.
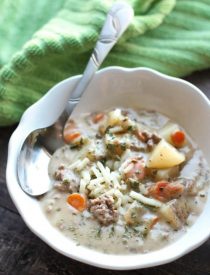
[0,0,210,126]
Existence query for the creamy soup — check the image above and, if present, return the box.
[40,109,210,254]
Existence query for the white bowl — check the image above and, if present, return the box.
[6,67,210,270]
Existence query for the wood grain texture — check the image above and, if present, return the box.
[1,70,210,275]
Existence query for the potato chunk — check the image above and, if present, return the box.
[108,109,123,126]
[160,199,189,229]
[124,201,143,225]
[147,139,185,169]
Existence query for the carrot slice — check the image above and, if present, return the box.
[136,130,146,142]
[149,181,169,202]
[67,193,86,212]
[148,216,159,230]
[171,130,185,147]
[92,112,105,123]
[63,131,81,143]
[149,180,184,202]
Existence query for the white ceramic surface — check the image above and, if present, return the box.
[6,67,210,270]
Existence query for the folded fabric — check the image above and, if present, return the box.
[0,0,210,126]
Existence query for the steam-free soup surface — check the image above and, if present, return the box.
[40,109,210,254]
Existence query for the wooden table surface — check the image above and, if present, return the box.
[1,70,210,275]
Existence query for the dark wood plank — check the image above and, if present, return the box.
[0,125,19,213]
[1,69,210,275]
[185,70,210,98]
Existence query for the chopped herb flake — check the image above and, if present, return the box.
[96,227,102,239]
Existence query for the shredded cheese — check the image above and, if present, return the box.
[130,190,163,208]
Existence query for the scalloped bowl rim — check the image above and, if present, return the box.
[6,66,210,270]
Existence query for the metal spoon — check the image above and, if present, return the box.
[17,2,133,196]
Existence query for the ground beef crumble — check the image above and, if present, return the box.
[53,165,79,193]
[89,195,119,225]
[138,130,161,151]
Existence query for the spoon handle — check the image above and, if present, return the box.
[69,2,133,109]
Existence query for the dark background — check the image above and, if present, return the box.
[1,69,210,275]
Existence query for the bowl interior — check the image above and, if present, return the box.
[7,67,210,270]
